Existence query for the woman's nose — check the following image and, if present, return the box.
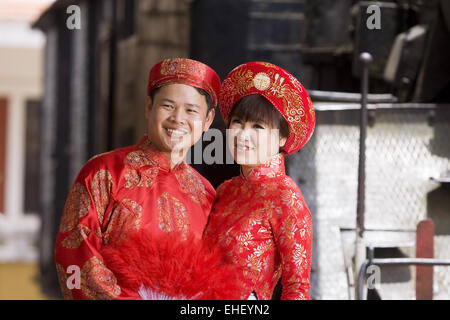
[236,128,253,143]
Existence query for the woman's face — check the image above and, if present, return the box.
[227,116,287,166]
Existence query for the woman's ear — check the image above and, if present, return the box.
[279,136,287,148]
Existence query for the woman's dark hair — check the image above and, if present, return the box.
[228,94,289,140]
[150,86,214,114]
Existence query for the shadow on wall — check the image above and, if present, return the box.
[427,184,450,236]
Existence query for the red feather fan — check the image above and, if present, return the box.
[102,231,245,300]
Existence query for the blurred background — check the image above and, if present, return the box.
[0,0,449,300]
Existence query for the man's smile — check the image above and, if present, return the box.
[164,127,189,138]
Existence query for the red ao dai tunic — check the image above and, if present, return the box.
[54,136,215,299]
[203,153,313,300]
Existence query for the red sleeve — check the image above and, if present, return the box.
[269,186,313,300]
[54,159,137,300]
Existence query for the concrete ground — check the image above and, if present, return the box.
[0,263,50,300]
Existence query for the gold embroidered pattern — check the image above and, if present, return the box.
[175,167,207,205]
[299,215,312,239]
[81,256,121,299]
[103,199,142,245]
[280,189,304,210]
[157,192,190,240]
[160,58,207,79]
[232,68,254,96]
[124,150,159,189]
[94,227,102,239]
[56,263,73,300]
[280,214,301,245]
[253,72,271,91]
[61,225,91,249]
[247,252,263,274]
[91,170,113,225]
[292,243,307,273]
[308,96,314,117]
[255,61,277,68]
[59,183,90,233]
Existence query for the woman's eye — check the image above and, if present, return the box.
[254,124,265,129]
[231,119,241,124]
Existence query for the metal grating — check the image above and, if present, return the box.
[288,104,450,299]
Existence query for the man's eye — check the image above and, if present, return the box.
[163,104,174,109]
[187,109,198,114]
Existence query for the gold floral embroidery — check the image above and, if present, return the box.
[237,231,253,248]
[81,256,121,299]
[124,150,159,189]
[246,252,263,274]
[239,208,263,232]
[253,241,272,259]
[281,189,304,210]
[103,199,142,245]
[59,183,90,233]
[91,170,113,225]
[263,199,282,220]
[61,225,91,249]
[175,167,207,205]
[157,192,190,240]
[56,263,73,300]
[233,68,254,95]
[299,215,312,239]
[279,215,299,244]
[293,243,307,273]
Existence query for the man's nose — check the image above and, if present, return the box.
[170,107,186,124]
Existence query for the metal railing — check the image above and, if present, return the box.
[356,246,450,300]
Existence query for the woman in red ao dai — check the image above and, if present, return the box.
[203,61,316,300]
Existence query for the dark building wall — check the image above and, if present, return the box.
[190,0,313,188]
[34,0,192,297]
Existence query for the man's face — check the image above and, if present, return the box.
[145,83,215,160]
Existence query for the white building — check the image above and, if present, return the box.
[0,0,54,262]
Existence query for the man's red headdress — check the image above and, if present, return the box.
[148,58,221,108]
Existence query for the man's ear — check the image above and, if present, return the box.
[145,96,152,119]
[203,108,215,132]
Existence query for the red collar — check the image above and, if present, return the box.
[137,136,187,172]
[240,153,286,181]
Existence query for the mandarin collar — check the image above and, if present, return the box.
[137,136,187,172]
[240,153,286,181]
